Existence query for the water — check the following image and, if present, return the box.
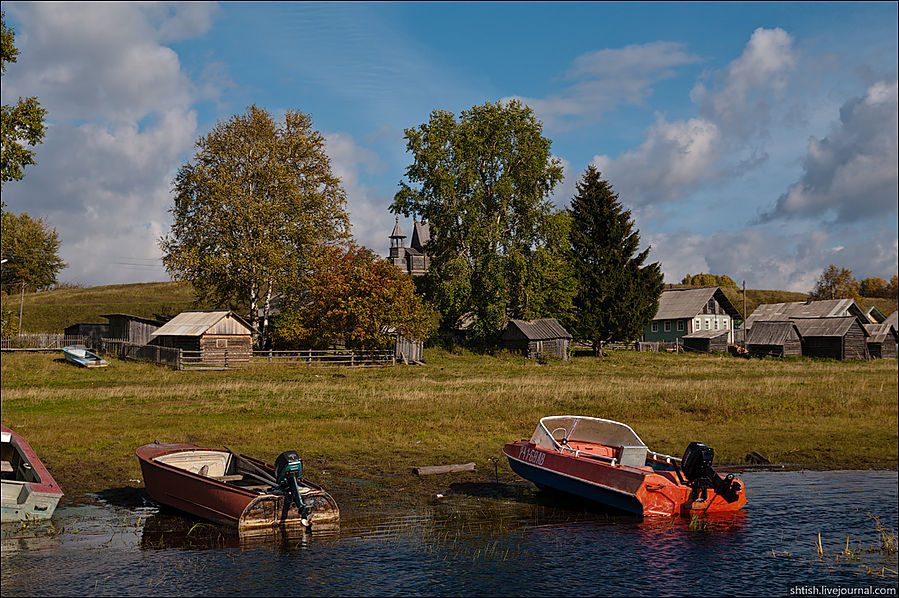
[2,471,897,596]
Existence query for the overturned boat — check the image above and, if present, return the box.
[503,416,746,517]
[62,345,109,368]
[136,441,339,533]
[2,425,65,522]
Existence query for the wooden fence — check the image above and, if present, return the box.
[1,334,88,351]
[98,339,182,368]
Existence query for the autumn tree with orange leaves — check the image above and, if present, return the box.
[270,246,437,350]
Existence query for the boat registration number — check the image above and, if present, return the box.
[518,445,546,466]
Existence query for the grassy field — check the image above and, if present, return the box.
[1,348,896,506]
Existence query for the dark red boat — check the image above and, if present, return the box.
[136,441,339,532]
[503,416,747,517]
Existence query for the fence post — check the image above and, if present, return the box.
[178,348,183,371]
[224,350,228,369]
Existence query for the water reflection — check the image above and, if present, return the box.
[1,471,896,597]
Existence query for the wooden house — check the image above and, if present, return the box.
[149,310,254,362]
[643,287,742,344]
[388,217,430,276]
[501,319,572,360]
[864,323,898,359]
[100,313,163,345]
[681,329,729,353]
[792,316,869,360]
[746,321,802,357]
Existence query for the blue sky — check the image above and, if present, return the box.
[2,2,896,292]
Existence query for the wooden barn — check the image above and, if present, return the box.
[746,321,802,357]
[101,313,163,345]
[745,298,868,330]
[63,322,109,344]
[792,316,869,360]
[501,319,572,361]
[149,310,254,363]
[681,329,729,353]
[865,323,898,359]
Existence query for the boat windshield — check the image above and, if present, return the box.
[530,416,645,450]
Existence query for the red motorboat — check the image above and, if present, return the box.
[136,441,339,532]
[503,416,747,517]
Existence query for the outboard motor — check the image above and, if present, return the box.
[680,442,741,503]
[275,450,310,516]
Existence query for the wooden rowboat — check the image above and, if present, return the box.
[1,425,64,522]
[62,345,109,368]
[503,415,747,517]
[135,441,339,533]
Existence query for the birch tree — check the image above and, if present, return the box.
[159,105,350,344]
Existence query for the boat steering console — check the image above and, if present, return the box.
[680,442,742,503]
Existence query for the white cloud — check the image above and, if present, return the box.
[506,41,701,131]
[761,78,899,224]
[324,132,393,254]
[591,28,797,207]
[646,226,898,292]
[1,3,221,285]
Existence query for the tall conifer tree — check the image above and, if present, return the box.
[569,166,663,352]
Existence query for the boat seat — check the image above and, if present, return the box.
[617,445,649,468]
[1,460,12,474]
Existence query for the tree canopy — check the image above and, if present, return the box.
[568,166,663,350]
[1,210,67,294]
[681,273,738,288]
[392,100,565,342]
[1,11,47,188]
[159,105,350,344]
[809,265,860,300]
[270,245,437,350]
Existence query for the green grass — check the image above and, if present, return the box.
[0,282,210,332]
[1,348,895,503]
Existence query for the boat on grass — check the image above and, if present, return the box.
[503,415,746,517]
[136,441,339,533]
[1,425,64,523]
[62,345,109,368]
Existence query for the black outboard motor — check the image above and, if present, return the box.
[680,442,741,503]
[275,450,311,517]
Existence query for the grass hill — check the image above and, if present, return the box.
[0,281,206,333]
[2,281,896,333]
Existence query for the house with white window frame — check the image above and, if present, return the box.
[642,287,743,345]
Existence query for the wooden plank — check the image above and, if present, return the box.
[413,462,476,476]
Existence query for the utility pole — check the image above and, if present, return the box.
[742,280,747,348]
[19,280,26,333]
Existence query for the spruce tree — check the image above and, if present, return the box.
[569,166,663,352]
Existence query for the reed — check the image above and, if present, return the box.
[1,349,896,503]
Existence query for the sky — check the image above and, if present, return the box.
[1,2,897,292]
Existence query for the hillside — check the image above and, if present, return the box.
[2,281,896,334]
[0,281,208,333]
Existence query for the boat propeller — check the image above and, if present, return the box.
[275,450,312,520]
[680,442,742,503]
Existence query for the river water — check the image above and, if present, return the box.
[2,470,897,596]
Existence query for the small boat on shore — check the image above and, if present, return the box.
[1,425,64,523]
[503,416,746,517]
[136,441,339,533]
[62,345,109,368]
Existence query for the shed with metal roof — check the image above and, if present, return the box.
[501,318,572,360]
[792,316,869,360]
[864,322,897,359]
[681,329,729,353]
[746,321,802,357]
[149,310,254,363]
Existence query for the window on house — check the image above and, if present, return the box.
[705,319,711,330]
[664,321,671,332]
[651,323,658,332]
[714,319,719,330]
[677,321,684,331]
[708,299,716,313]
[695,318,701,331]
[216,338,228,348]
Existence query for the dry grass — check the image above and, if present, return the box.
[1,349,896,500]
